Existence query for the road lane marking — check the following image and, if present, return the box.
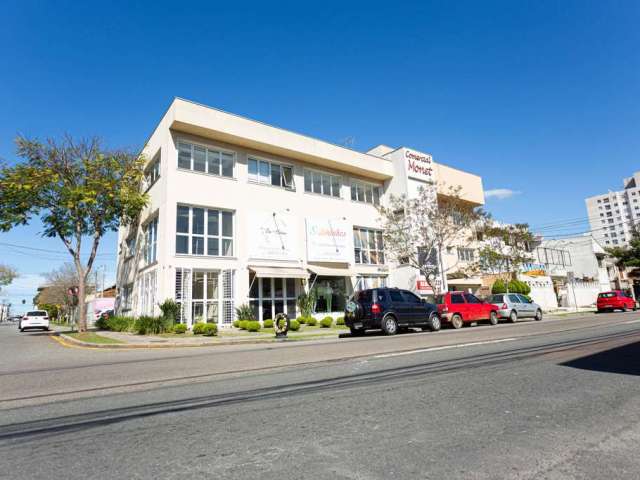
[623,319,640,325]
[373,338,517,359]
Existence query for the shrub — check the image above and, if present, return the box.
[297,291,316,318]
[263,319,274,328]
[492,279,506,294]
[238,320,249,330]
[95,315,108,330]
[192,322,206,335]
[336,316,345,326]
[320,316,333,328]
[233,320,240,328]
[296,316,307,324]
[134,316,169,335]
[289,319,300,331]
[158,299,180,324]
[106,316,135,332]
[235,303,256,321]
[246,321,261,332]
[202,323,218,336]
[173,323,187,334]
[305,317,317,326]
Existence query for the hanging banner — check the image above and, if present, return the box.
[306,218,352,263]
[248,211,298,260]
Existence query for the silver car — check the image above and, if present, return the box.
[489,293,543,322]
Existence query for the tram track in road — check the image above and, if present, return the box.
[1,327,639,443]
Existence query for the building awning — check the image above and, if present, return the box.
[249,266,310,279]
[307,265,355,277]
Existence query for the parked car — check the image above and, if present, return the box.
[345,287,441,335]
[435,291,499,329]
[489,293,543,322]
[596,291,637,313]
[96,309,114,321]
[19,310,50,332]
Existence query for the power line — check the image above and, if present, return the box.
[0,241,117,257]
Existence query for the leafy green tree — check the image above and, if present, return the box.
[0,136,147,331]
[475,222,536,275]
[0,264,17,293]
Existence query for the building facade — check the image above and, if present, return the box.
[585,171,640,248]
[115,98,484,327]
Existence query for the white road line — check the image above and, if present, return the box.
[623,319,640,325]
[373,338,517,359]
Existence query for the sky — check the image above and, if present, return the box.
[0,0,639,312]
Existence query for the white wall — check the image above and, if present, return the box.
[518,275,558,311]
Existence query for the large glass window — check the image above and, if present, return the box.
[354,227,384,265]
[248,276,297,321]
[350,180,381,205]
[144,153,160,190]
[176,141,235,178]
[175,269,235,325]
[143,217,158,264]
[312,277,347,313]
[457,248,475,262]
[304,170,341,197]
[248,158,294,190]
[176,205,234,256]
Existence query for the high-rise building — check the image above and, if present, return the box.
[585,171,640,248]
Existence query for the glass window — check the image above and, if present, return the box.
[304,170,312,192]
[331,176,341,197]
[176,205,233,257]
[312,171,322,194]
[193,146,206,172]
[221,152,234,177]
[207,149,220,175]
[249,277,298,321]
[250,157,294,190]
[490,294,504,303]
[178,142,191,169]
[283,166,294,188]
[402,291,421,303]
[508,294,520,303]
[451,294,465,304]
[464,294,481,304]
[270,164,282,187]
[144,217,158,265]
[389,290,404,302]
[248,158,258,182]
[353,227,384,265]
[351,180,381,205]
[144,153,161,189]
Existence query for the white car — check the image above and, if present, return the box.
[19,310,50,332]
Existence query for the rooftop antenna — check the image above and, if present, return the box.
[339,136,355,148]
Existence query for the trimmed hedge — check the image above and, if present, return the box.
[173,323,187,334]
[305,317,317,326]
[233,320,240,328]
[202,323,218,336]
[335,316,345,326]
[246,321,261,332]
[296,316,307,324]
[105,316,135,332]
[289,319,300,331]
[192,322,206,335]
[134,316,169,335]
[263,319,274,328]
[238,320,249,330]
[320,317,333,328]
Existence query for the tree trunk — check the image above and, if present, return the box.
[77,275,87,332]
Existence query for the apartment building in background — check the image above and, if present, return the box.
[115,98,484,328]
[585,171,640,248]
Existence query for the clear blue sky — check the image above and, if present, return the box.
[1,0,639,311]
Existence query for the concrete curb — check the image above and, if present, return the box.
[55,332,343,349]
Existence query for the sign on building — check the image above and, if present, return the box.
[306,218,352,263]
[248,211,298,260]
[403,148,436,183]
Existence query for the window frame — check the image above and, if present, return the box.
[176,140,236,179]
[144,152,161,191]
[143,216,158,265]
[303,168,342,198]
[353,227,385,265]
[350,179,382,206]
[175,204,234,257]
[247,155,295,191]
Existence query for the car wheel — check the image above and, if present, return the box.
[489,311,498,326]
[535,309,543,321]
[451,314,463,329]
[425,313,441,332]
[633,305,638,312]
[509,310,518,323]
[19,328,24,332]
[349,327,365,336]
[382,315,399,335]
[622,306,628,312]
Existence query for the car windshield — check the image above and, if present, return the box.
[26,311,46,316]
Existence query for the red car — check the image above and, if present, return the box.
[436,291,499,329]
[596,291,637,313]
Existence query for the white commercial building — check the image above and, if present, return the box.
[585,171,640,248]
[116,98,484,328]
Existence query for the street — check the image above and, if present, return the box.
[1,312,640,479]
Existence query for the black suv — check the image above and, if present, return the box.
[344,287,441,336]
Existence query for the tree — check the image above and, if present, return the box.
[0,136,147,331]
[0,264,17,293]
[34,263,89,322]
[607,227,640,268]
[475,221,535,275]
[378,184,485,294]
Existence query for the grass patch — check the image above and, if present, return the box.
[65,332,124,345]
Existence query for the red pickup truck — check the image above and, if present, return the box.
[596,291,637,313]
[436,291,499,329]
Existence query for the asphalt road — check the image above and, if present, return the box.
[1,312,640,479]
